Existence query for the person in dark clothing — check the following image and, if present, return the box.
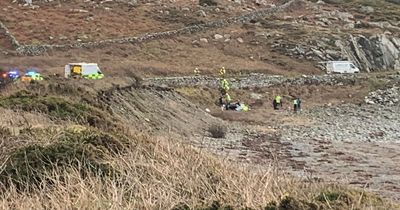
[273,99,277,110]
[219,96,224,106]
[293,97,302,113]
[226,102,240,110]
[297,97,302,111]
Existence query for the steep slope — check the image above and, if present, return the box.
[99,85,222,135]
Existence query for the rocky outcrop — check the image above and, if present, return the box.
[364,85,400,106]
[274,34,400,72]
[339,35,400,72]
[15,0,301,56]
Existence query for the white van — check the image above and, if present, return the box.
[64,63,104,79]
[325,61,360,74]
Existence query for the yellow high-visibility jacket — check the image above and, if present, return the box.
[225,93,232,103]
[275,95,282,103]
[220,79,230,91]
[219,67,226,76]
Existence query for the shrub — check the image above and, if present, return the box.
[208,124,227,138]
[367,76,388,91]
[317,191,344,202]
[264,196,318,210]
[0,127,128,191]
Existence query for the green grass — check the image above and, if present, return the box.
[0,90,116,129]
[0,127,129,191]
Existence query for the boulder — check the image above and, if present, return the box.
[69,9,89,13]
[199,0,217,6]
[255,0,269,6]
[200,38,208,43]
[197,10,206,17]
[343,23,355,29]
[360,6,374,14]
[214,34,223,40]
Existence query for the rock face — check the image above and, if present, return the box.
[338,35,400,72]
[273,34,400,72]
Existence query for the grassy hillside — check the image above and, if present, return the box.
[0,81,397,209]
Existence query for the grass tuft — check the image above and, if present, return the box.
[208,124,227,138]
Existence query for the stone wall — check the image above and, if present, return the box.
[15,0,300,56]
[143,73,399,89]
[0,21,20,49]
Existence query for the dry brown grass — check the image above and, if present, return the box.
[0,131,274,209]
[0,128,396,209]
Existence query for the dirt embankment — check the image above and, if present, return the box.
[98,84,223,136]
